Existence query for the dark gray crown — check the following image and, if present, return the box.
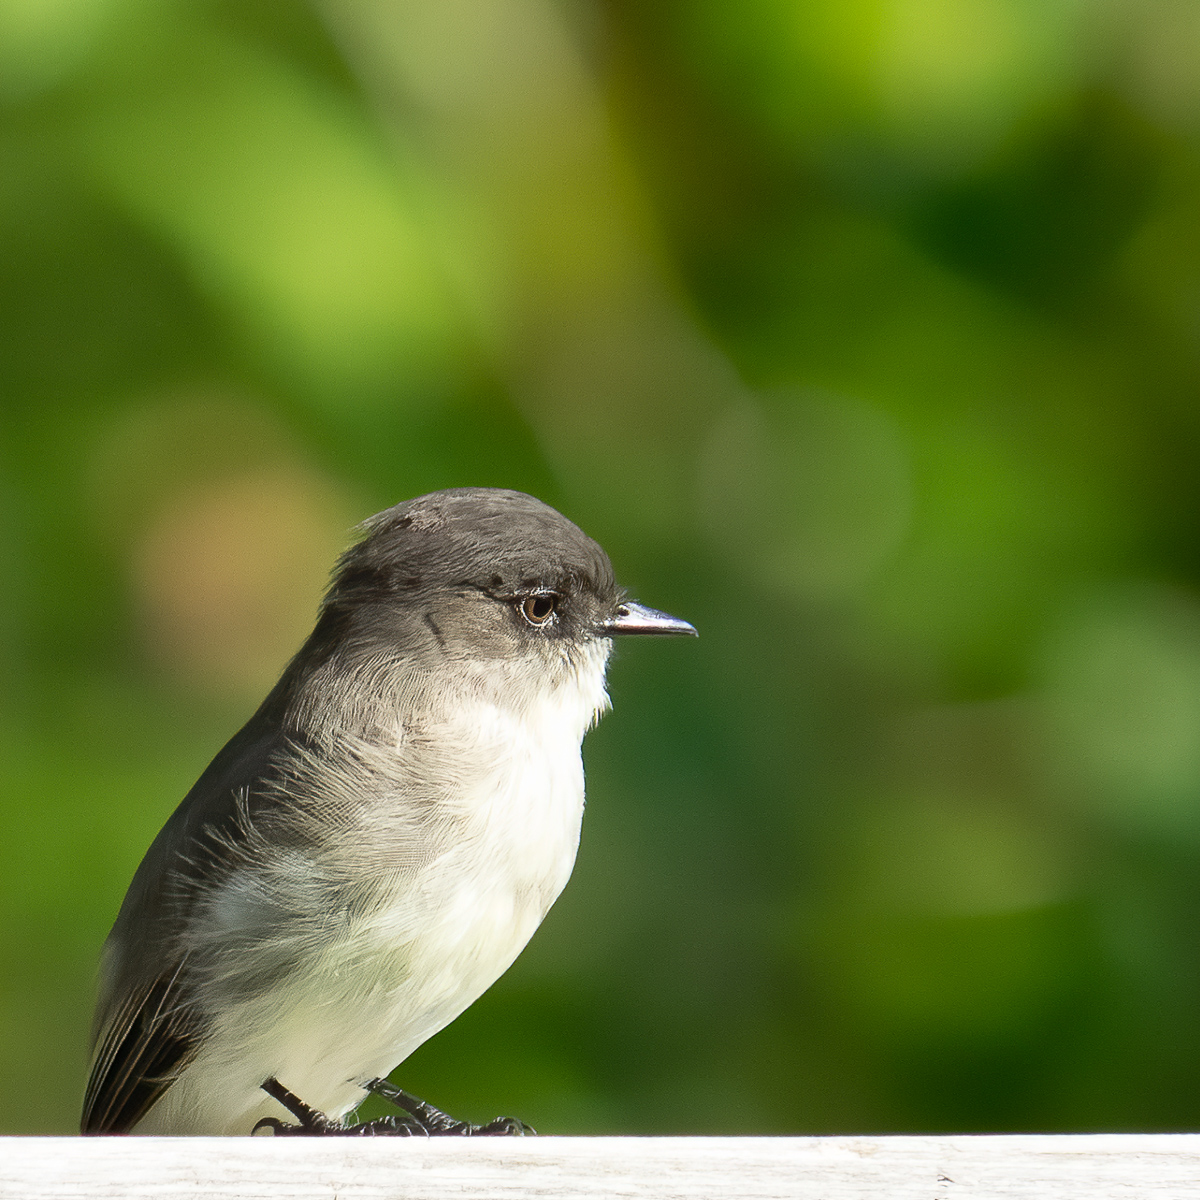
[327,488,616,610]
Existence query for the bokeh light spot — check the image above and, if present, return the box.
[132,466,351,701]
[1040,585,1200,840]
[699,391,913,601]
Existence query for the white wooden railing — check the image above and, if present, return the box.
[2,1135,1200,1199]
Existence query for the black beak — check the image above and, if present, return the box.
[598,600,698,637]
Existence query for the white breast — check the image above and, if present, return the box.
[371,641,613,1042]
[137,639,613,1135]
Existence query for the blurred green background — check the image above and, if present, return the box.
[4,0,1200,1135]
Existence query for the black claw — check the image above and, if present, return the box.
[344,1114,428,1137]
[256,1077,424,1137]
[255,1075,535,1137]
[258,1078,341,1134]
[363,1077,536,1137]
[475,1115,536,1136]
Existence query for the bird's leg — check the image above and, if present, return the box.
[364,1077,535,1136]
[254,1077,426,1136]
[254,1077,341,1135]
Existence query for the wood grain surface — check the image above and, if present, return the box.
[2,1134,1199,1199]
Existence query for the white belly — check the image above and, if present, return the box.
[136,688,594,1136]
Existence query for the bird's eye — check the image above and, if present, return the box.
[520,593,558,626]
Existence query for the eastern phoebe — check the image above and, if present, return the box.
[82,488,695,1136]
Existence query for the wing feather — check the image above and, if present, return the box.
[81,715,295,1133]
[81,962,204,1134]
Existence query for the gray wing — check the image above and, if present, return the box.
[81,959,204,1134]
[81,713,297,1134]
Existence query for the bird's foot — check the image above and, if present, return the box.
[364,1076,535,1136]
[254,1077,426,1136]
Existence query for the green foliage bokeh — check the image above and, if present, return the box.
[4,0,1200,1134]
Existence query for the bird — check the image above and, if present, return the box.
[81,487,696,1136]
